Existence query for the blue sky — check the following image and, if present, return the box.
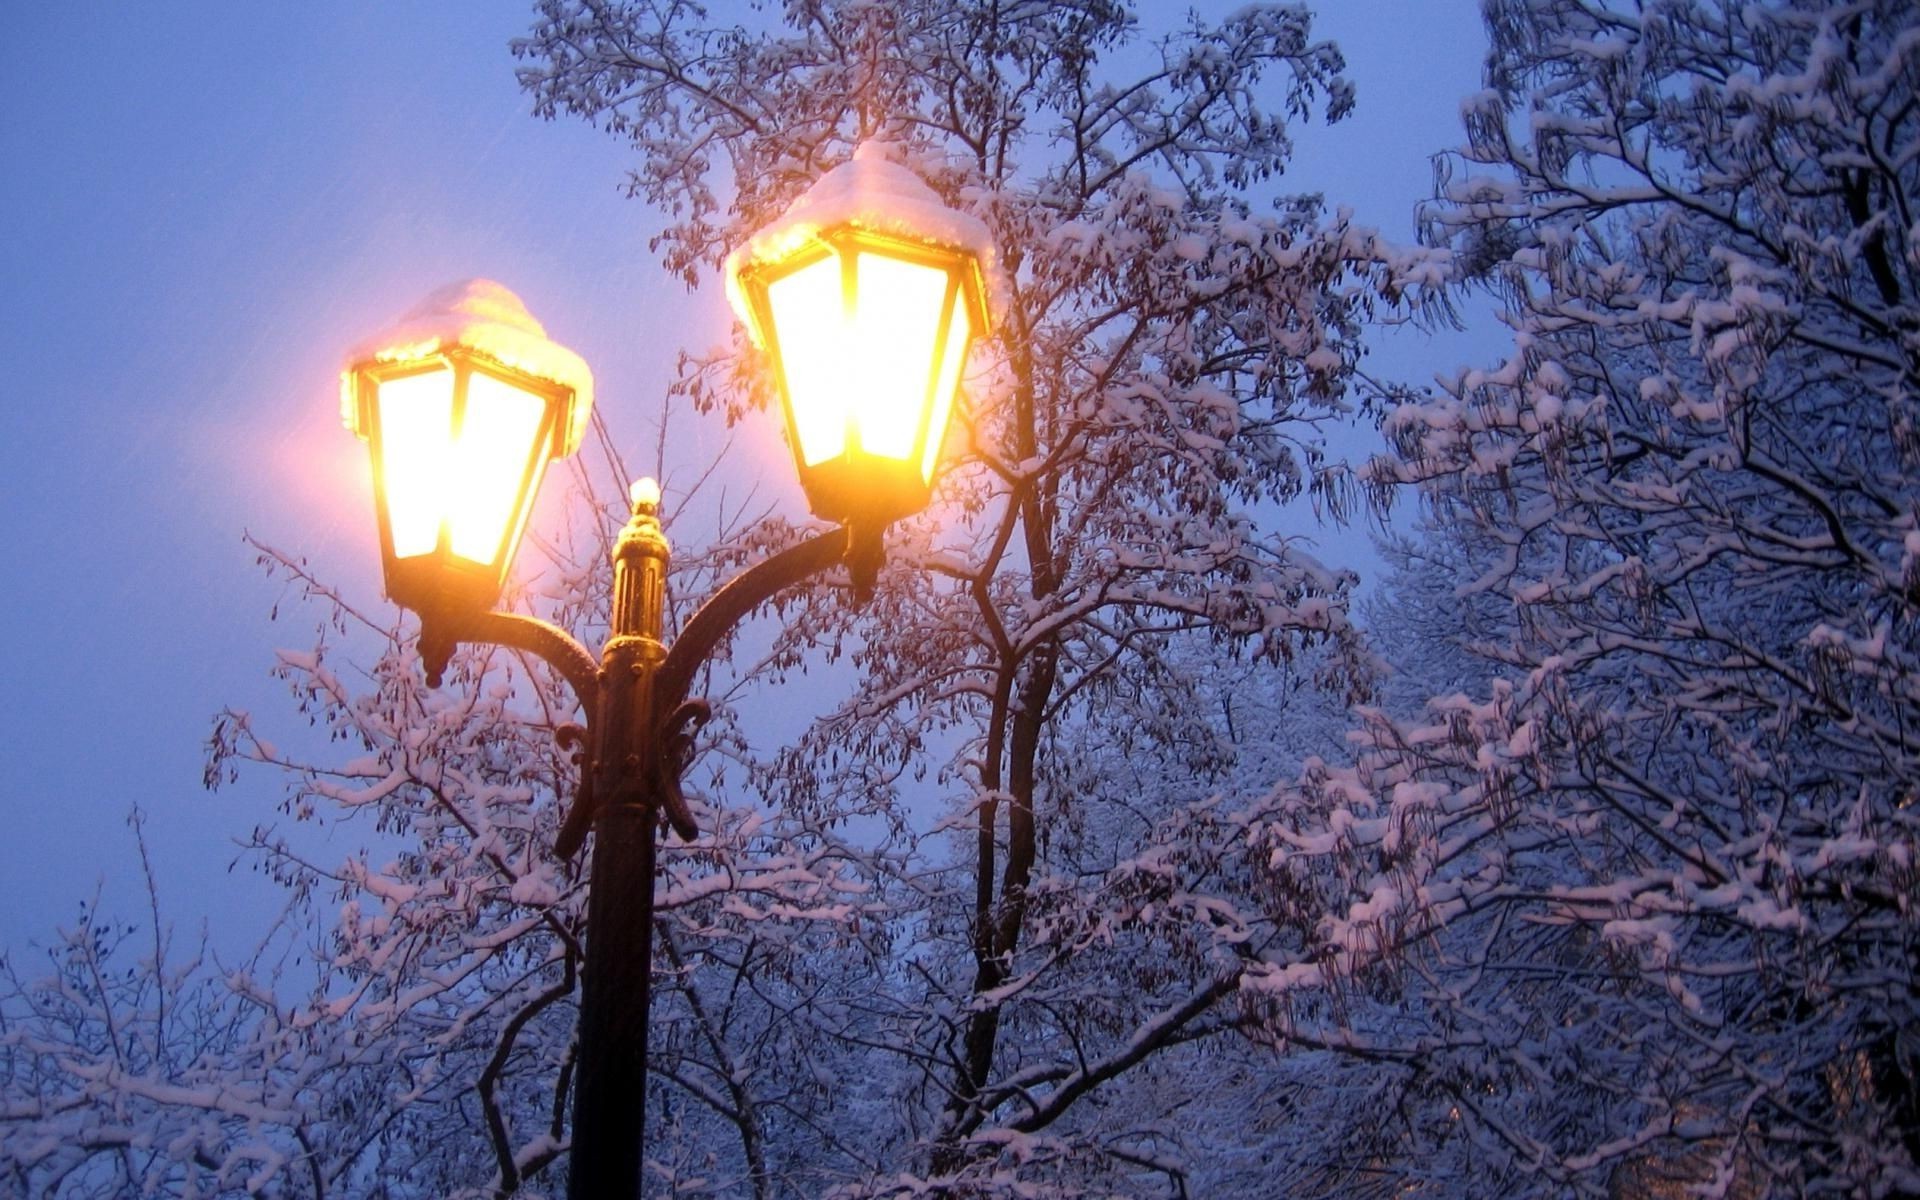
[0,1,1494,954]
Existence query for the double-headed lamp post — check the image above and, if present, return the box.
[339,145,991,1199]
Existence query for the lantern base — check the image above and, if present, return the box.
[385,552,505,621]
[798,454,933,533]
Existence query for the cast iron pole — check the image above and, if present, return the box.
[413,498,852,1196]
[424,490,850,1197]
[569,491,671,1200]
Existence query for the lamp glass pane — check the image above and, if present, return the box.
[449,370,549,564]
[853,253,949,462]
[921,296,971,483]
[376,366,455,558]
[766,255,848,467]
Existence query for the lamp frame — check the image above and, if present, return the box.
[731,226,990,530]
[347,348,573,617]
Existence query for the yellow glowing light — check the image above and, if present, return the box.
[739,233,984,527]
[350,353,568,614]
[726,153,994,528]
[765,250,961,474]
[723,148,998,528]
[447,370,548,563]
[375,366,456,559]
[371,365,551,571]
[766,254,848,467]
[852,253,949,461]
[922,290,970,483]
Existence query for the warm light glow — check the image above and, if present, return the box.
[765,248,958,478]
[376,367,456,558]
[448,370,548,563]
[373,366,550,568]
[852,253,950,461]
[922,296,969,483]
[766,254,848,466]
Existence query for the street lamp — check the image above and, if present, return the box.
[343,279,593,619]
[342,146,991,1199]
[726,142,991,538]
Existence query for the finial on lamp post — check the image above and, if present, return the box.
[630,476,662,516]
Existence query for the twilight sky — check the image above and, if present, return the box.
[0,1,1493,955]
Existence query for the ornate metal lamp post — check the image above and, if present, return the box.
[341,147,992,1199]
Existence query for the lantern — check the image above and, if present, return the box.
[343,279,593,615]
[726,143,993,528]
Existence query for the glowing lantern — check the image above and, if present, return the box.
[343,280,593,615]
[726,143,993,528]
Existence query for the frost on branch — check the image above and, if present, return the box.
[0,828,342,1197]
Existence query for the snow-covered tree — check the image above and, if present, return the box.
[0,822,417,1197]
[1260,1,1920,1193]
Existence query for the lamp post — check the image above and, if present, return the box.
[342,146,991,1199]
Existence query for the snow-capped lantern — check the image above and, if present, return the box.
[342,279,593,615]
[726,143,993,529]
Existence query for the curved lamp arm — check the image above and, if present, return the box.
[653,527,858,719]
[416,525,869,862]
[419,609,601,711]
[548,526,860,859]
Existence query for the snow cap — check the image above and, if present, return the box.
[341,279,595,456]
[724,141,999,342]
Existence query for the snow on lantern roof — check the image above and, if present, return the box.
[341,279,595,456]
[724,142,1000,342]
